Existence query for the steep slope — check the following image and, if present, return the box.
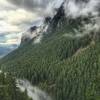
[0,27,100,100]
[0,1,100,100]
[0,72,32,100]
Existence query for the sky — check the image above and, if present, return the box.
[0,0,53,58]
[0,0,65,58]
[0,0,100,58]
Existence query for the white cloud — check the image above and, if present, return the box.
[64,0,100,18]
[7,9,38,25]
[0,0,41,48]
[0,33,22,45]
[0,39,18,45]
[0,21,21,32]
[0,9,39,33]
[0,0,11,6]
[0,0,40,33]
[45,0,64,17]
[0,0,16,10]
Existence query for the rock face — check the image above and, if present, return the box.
[47,2,65,33]
[21,26,38,44]
[21,17,52,44]
[20,2,65,45]
[20,0,100,45]
[1,1,100,100]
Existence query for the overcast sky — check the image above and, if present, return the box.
[0,0,54,58]
[0,0,47,33]
[0,0,100,58]
[0,0,63,51]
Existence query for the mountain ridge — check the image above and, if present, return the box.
[0,0,100,100]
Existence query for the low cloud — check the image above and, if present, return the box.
[64,0,100,18]
[0,0,46,57]
[0,9,39,33]
[0,0,41,33]
[0,33,21,45]
[0,0,100,57]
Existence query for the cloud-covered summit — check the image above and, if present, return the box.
[0,0,50,58]
[1,0,100,34]
[0,0,100,58]
[0,0,44,55]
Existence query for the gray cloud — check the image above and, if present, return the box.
[0,33,20,58]
[1,0,100,58]
[8,0,52,11]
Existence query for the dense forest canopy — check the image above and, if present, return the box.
[0,0,100,100]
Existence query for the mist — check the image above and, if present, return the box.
[64,0,100,18]
[7,0,100,19]
[17,79,52,100]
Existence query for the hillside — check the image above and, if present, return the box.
[0,1,100,100]
[0,72,32,100]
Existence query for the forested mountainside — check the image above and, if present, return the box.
[0,1,100,100]
[0,72,32,100]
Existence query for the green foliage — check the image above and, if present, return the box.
[0,16,100,100]
[0,73,32,100]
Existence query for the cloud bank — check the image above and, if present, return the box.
[0,0,44,57]
[0,0,100,58]
[0,0,40,33]
[0,33,21,58]
[64,0,100,18]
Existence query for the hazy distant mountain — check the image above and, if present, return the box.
[0,44,18,58]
